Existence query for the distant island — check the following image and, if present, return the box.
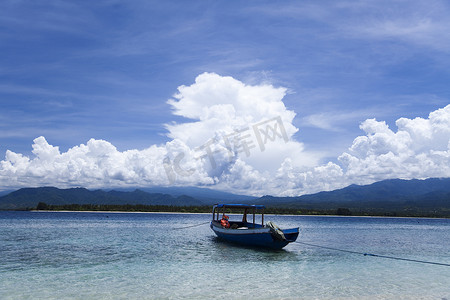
[1,178,449,218]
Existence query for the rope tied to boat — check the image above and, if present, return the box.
[172,221,210,230]
[295,240,450,267]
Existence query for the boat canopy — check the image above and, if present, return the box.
[212,204,266,226]
[214,204,265,209]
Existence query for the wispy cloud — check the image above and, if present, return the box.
[346,1,450,52]
[300,110,373,132]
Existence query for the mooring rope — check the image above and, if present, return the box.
[295,240,450,267]
[172,221,211,230]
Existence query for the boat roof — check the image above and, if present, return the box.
[214,204,265,209]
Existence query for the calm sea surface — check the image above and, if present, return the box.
[0,211,449,299]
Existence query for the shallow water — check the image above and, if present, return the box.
[0,211,449,299]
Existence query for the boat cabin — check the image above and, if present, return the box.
[211,204,265,229]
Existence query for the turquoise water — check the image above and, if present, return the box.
[1,211,449,299]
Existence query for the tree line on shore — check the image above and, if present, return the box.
[33,202,448,218]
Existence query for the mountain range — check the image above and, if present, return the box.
[0,178,449,215]
[0,187,203,210]
[258,178,450,214]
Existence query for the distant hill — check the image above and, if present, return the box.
[0,187,203,210]
[255,178,450,215]
[127,186,256,203]
[0,190,13,197]
[1,178,449,216]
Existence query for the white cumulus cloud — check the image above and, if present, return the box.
[0,73,449,197]
[166,72,318,173]
[338,104,450,185]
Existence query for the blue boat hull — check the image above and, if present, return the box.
[210,222,299,250]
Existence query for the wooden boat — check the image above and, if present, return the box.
[210,204,299,249]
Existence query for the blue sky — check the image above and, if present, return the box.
[1,1,450,195]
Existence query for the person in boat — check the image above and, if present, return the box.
[220,214,230,228]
